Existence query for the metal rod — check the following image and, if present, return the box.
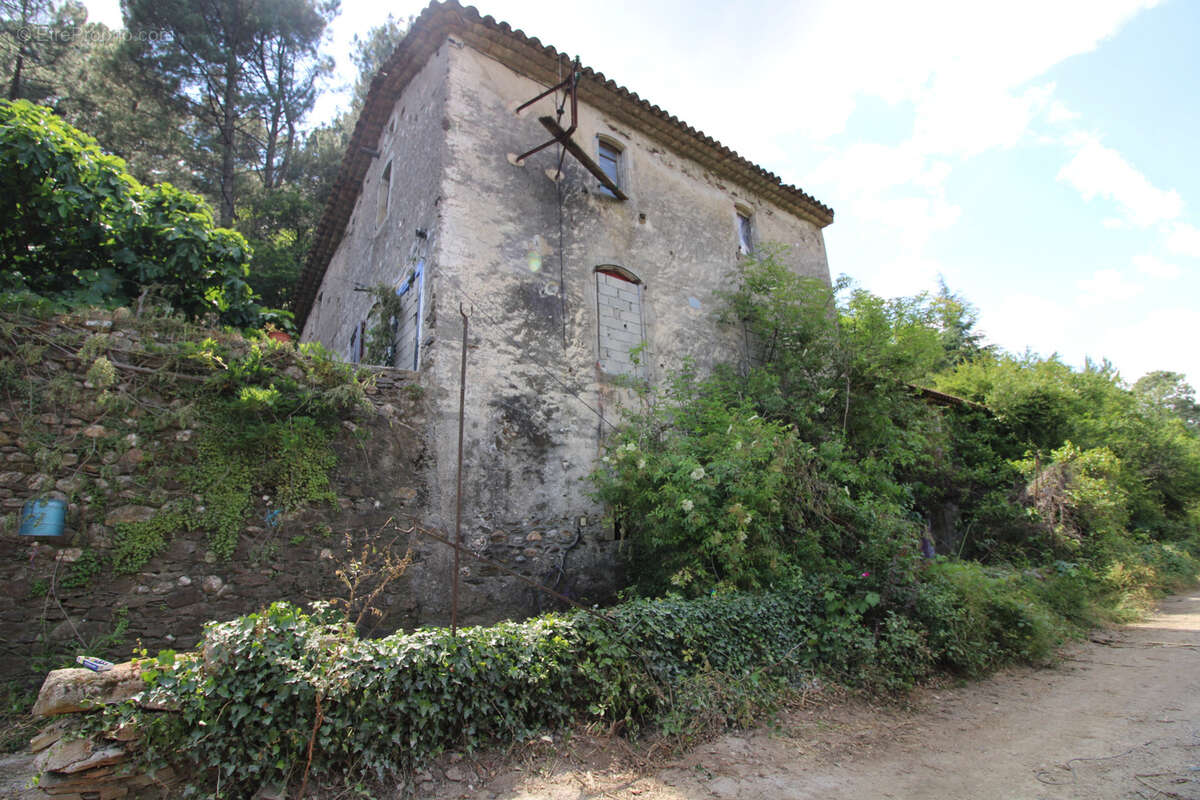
[451,303,469,636]
[514,74,572,115]
[515,60,580,163]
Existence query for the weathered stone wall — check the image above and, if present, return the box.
[301,39,451,361]
[0,320,431,685]
[300,35,832,624]
[0,312,618,688]
[420,37,829,586]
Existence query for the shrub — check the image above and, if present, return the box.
[0,100,264,325]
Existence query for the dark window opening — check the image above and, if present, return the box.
[597,139,622,197]
[737,210,754,254]
[376,161,393,227]
[349,320,366,364]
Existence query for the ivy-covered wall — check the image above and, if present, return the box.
[0,310,619,687]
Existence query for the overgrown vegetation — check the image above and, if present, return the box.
[0,310,369,575]
[93,533,1196,795]
[72,249,1200,798]
[594,249,1200,602]
[0,0,407,310]
[0,100,274,327]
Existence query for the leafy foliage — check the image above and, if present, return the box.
[99,533,1200,797]
[597,248,1200,596]
[0,99,267,324]
[0,0,84,103]
[121,0,338,226]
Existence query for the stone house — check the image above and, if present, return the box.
[294,0,834,615]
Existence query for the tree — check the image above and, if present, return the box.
[349,13,408,108]
[0,99,261,323]
[0,0,84,102]
[1134,370,1200,430]
[52,22,197,191]
[121,0,337,226]
[931,277,989,366]
[245,0,335,189]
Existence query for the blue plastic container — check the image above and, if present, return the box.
[19,498,66,537]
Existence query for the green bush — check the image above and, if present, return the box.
[98,539,1199,796]
[590,362,803,594]
[0,100,265,325]
[917,561,1066,673]
[105,583,913,793]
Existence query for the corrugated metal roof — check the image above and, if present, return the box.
[294,0,835,327]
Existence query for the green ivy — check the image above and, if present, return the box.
[112,511,190,574]
[187,417,336,560]
[60,548,103,589]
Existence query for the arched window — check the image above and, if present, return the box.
[595,266,644,376]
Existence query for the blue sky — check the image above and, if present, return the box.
[84,0,1200,387]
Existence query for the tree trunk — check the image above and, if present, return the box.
[220,47,238,227]
[8,52,23,100]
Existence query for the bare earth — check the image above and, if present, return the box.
[437,591,1200,800]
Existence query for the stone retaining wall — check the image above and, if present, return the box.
[0,313,620,688]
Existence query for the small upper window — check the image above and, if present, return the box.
[736,208,754,254]
[376,161,393,227]
[596,138,623,198]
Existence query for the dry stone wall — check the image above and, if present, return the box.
[0,312,620,690]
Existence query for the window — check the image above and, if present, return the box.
[596,137,623,198]
[736,208,754,254]
[348,320,365,364]
[595,267,644,376]
[376,161,392,227]
[392,261,426,370]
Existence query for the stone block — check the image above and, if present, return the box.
[103,506,157,527]
[32,661,144,716]
[165,586,202,608]
[0,470,26,487]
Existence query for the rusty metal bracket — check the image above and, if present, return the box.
[537,116,628,200]
[514,57,580,164]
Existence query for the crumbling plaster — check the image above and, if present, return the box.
[302,43,451,359]
[302,36,831,617]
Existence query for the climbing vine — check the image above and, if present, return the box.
[363,284,405,367]
[0,310,371,573]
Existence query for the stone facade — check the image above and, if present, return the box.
[297,2,834,607]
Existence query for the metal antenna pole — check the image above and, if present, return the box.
[451,303,468,636]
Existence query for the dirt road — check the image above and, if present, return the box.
[464,591,1200,800]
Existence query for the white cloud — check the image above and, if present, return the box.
[912,82,1054,157]
[1046,100,1081,125]
[1165,222,1200,258]
[857,254,947,301]
[751,0,1161,149]
[806,142,961,250]
[1095,308,1200,387]
[1057,133,1183,228]
[980,293,1077,358]
[1077,268,1144,306]
[1132,254,1181,279]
